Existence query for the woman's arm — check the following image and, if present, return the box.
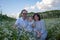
[40,20,46,34]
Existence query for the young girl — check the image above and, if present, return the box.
[27,17,34,32]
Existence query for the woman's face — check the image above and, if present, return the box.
[34,15,39,21]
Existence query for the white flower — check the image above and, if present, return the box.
[3,28,10,34]
[4,37,8,40]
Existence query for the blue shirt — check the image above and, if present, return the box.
[34,20,47,34]
[27,21,34,32]
[15,17,28,29]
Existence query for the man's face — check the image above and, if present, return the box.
[21,11,27,18]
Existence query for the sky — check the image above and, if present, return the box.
[0,0,60,18]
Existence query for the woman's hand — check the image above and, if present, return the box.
[37,32,41,38]
[36,31,41,38]
[32,24,35,28]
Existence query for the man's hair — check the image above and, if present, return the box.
[19,9,27,17]
[21,9,27,14]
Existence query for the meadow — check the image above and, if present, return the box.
[0,10,60,40]
[0,18,60,40]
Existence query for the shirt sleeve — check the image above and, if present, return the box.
[40,20,46,34]
[15,18,20,26]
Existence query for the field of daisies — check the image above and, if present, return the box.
[0,17,60,40]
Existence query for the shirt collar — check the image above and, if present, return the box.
[20,17,27,21]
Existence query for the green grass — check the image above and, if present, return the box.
[0,18,60,40]
[44,18,60,40]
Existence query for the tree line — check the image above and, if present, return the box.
[27,10,60,19]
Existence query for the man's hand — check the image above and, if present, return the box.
[12,24,17,29]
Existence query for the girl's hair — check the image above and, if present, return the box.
[33,13,41,21]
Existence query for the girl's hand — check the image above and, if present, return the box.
[32,24,35,28]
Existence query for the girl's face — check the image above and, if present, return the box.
[29,17,33,22]
[34,15,39,21]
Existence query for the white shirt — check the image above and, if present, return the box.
[27,21,34,32]
[15,17,28,29]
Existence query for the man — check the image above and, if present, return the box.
[14,9,28,30]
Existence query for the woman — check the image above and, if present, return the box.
[33,13,47,40]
